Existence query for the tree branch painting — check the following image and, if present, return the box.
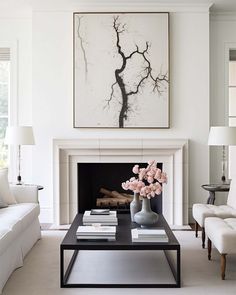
[105,16,169,128]
[74,13,169,128]
[76,16,88,80]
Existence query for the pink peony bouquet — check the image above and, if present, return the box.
[122,160,167,199]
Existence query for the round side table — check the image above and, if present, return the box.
[201,184,230,204]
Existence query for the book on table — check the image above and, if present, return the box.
[135,228,167,237]
[82,210,118,225]
[90,209,110,215]
[131,228,168,243]
[83,222,118,226]
[83,210,117,219]
[76,225,116,241]
[77,235,116,241]
[76,225,116,235]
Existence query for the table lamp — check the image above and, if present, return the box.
[208,126,236,183]
[4,126,35,184]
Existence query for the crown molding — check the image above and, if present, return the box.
[211,11,236,21]
[33,1,212,13]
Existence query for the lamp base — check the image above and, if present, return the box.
[17,175,22,185]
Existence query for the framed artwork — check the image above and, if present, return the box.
[73,12,169,128]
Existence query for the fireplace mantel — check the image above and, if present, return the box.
[53,138,189,226]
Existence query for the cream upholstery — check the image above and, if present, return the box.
[0,227,20,256]
[192,204,236,227]
[192,178,236,248]
[205,217,236,279]
[205,217,236,254]
[0,203,40,235]
[10,184,38,203]
[0,185,41,294]
[0,168,16,204]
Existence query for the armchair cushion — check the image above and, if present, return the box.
[193,177,236,228]
[0,168,16,205]
[205,217,236,254]
[10,185,38,203]
[0,203,40,234]
[0,195,8,209]
[192,203,236,227]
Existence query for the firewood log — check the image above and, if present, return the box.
[96,197,128,207]
[111,191,127,199]
[100,188,114,198]
[123,193,134,200]
[100,188,129,199]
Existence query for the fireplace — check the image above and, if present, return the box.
[53,138,189,226]
[77,162,163,214]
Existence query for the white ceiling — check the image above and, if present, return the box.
[160,0,236,12]
[1,0,236,13]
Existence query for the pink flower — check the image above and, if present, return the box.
[122,178,145,193]
[121,160,167,198]
[138,168,146,180]
[122,181,129,190]
[137,181,145,190]
[147,170,155,177]
[154,182,162,195]
[155,169,161,179]
[159,172,168,184]
[147,176,154,184]
[150,191,156,198]
[140,186,148,197]
[132,165,139,174]
[147,160,155,166]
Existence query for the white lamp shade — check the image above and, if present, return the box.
[208,126,236,146]
[4,126,35,145]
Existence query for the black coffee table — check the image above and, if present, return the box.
[60,213,181,288]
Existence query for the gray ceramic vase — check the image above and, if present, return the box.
[134,197,159,227]
[130,192,142,222]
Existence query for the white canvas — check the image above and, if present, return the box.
[74,13,169,128]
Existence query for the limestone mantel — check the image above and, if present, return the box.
[53,138,189,226]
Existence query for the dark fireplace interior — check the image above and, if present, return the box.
[77,162,162,214]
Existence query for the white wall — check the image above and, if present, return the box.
[32,1,210,223]
[0,6,33,183]
[3,1,236,224]
[210,13,236,204]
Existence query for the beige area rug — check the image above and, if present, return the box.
[2,231,236,295]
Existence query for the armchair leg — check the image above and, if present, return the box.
[207,238,212,260]
[195,221,198,238]
[202,227,205,248]
[221,254,226,280]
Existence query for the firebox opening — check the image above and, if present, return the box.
[77,162,162,214]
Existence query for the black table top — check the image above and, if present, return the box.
[201,183,230,192]
[61,213,180,251]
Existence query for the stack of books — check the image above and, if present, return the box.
[82,209,118,225]
[131,228,168,243]
[76,225,116,241]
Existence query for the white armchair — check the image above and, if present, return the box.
[205,217,236,280]
[192,178,236,248]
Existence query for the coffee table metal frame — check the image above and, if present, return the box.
[60,213,181,288]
